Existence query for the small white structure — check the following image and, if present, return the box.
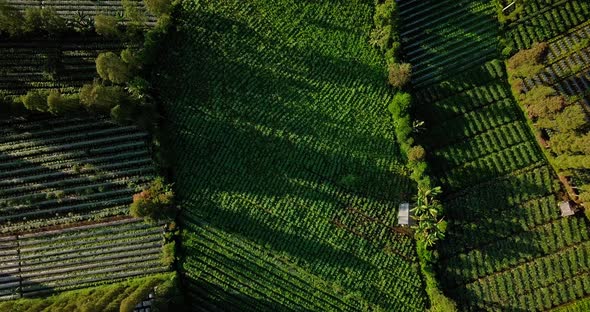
[398,202,410,226]
[560,201,576,217]
[502,1,516,15]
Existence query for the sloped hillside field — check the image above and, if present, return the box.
[156,0,425,310]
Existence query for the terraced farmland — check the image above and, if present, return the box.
[0,218,166,300]
[156,0,426,310]
[399,0,590,310]
[398,0,498,87]
[3,0,156,24]
[503,0,590,51]
[0,115,155,233]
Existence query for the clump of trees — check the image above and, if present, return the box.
[130,177,175,223]
[94,14,120,38]
[0,3,67,37]
[508,42,590,207]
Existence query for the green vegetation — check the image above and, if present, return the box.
[156,0,427,310]
[130,177,175,223]
[399,0,590,310]
[0,273,180,312]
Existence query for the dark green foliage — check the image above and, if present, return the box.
[23,7,66,34]
[21,90,48,112]
[144,0,172,16]
[96,52,130,84]
[47,90,82,115]
[80,81,125,113]
[94,14,120,38]
[0,1,23,36]
[130,177,175,223]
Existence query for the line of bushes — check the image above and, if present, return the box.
[370,1,456,311]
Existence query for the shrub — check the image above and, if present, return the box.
[121,48,142,71]
[21,90,48,112]
[47,90,82,115]
[388,63,412,89]
[388,91,412,117]
[161,241,176,267]
[0,2,23,36]
[130,177,175,222]
[507,42,548,78]
[24,7,66,34]
[80,81,125,113]
[144,0,173,16]
[96,52,130,84]
[408,145,426,163]
[94,14,120,38]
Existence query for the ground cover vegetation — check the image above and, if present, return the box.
[399,0,590,310]
[154,0,435,310]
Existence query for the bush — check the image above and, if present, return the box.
[388,63,412,89]
[80,81,125,113]
[408,145,426,163]
[144,0,172,16]
[507,42,548,78]
[23,7,66,34]
[161,241,176,267]
[130,177,175,222]
[388,91,412,117]
[0,2,23,36]
[21,90,48,112]
[94,14,120,38]
[47,90,82,115]
[96,52,130,84]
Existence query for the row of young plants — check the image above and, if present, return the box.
[0,218,168,300]
[371,1,457,311]
[0,116,155,232]
[398,0,498,87]
[498,0,590,53]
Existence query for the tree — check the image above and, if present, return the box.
[47,90,81,115]
[408,145,426,163]
[130,177,175,223]
[21,90,48,112]
[23,8,67,34]
[412,186,447,248]
[521,86,565,119]
[144,0,172,16]
[80,81,124,113]
[94,14,120,38]
[96,52,130,84]
[161,241,176,267]
[0,2,23,36]
[388,63,412,89]
[507,42,548,78]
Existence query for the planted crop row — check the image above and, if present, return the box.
[0,115,154,232]
[0,218,166,300]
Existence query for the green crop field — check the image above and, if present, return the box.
[2,0,590,310]
[155,0,426,310]
[399,0,590,310]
